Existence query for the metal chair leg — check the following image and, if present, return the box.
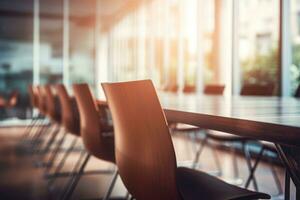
[30,119,45,147]
[231,146,239,179]
[212,147,222,176]
[267,155,283,195]
[44,130,66,172]
[20,117,38,143]
[243,143,259,191]
[34,124,55,153]
[61,153,91,200]
[47,137,78,186]
[192,136,208,169]
[53,149,87,196]
[31,120,50,152]
[103,170,119,200]
[245,146,265,188]
[285,170,290,200]
[37,124,60,156]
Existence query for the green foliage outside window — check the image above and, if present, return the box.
[241,48,278,86]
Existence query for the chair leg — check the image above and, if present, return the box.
[231,146,239,179]
[34,124,59,167]
[47,137,78,186]
[61,153,91,200]
[212,147,222,176]
[32,120,51,152]
[37,124,60,156]
[192,136,208,169]
[102,169,119,200]
[267,155,283,195]
[44,130,66,172]
[243,143,259,191]
[245,146,265,189]
[285,170,290,200]
[53,149,87,195]
[20,117,38,143]
[30,119,46,148]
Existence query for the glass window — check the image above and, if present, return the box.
[238,0,279,94]
[69,0,96,91]
[40,0,63,84]
[291,0,300,94]
[203,0,215,84]
[182,0,197,90]
[0,0,34,119]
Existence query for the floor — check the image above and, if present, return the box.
[0,126,285,199]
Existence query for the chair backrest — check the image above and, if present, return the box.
[204,84,225,95]
[102,80,180,200]
[36,85,47,115]
[240,84,274,96]
[7,90,19,107]
[28,85,38,108]
[183,85,196,93]
[55,84,80,135]
[73,83,108,158]
[44,85,60,123]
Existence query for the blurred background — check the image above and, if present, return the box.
[0,0,299,123]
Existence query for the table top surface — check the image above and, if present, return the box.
[159,92,300,146]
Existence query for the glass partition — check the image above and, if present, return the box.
[0,0,34,119]
[40,0,63,84]
[69,0,96,92]
[237,0,280,95]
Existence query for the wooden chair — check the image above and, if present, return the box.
[6,90,19,108]
[55,84,80,136]
[183,85,196,93]
[28,85,39,110]
[61,83,116,200]
[30,86,49,151]
[240,84,274,96]
[44,85,61,124]
[45,84,82,188]
[102,79,270,200]
[204,84,225,95]
[37,85,65,169]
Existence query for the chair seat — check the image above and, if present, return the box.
[177,167,270,200]
[169,123,202,132]
[260,141,277,153]
[207,130,247,142]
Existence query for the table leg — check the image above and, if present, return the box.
[285,170,290,200]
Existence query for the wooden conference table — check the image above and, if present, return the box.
[159,92,300,198]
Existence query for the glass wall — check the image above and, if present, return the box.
[291,0,300,94]
[105,0,234,92]
[237,0,280,94]
[0,0,34,119]
[69,0,96,92]
[0,0,98,121]
[40,0,63,85]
